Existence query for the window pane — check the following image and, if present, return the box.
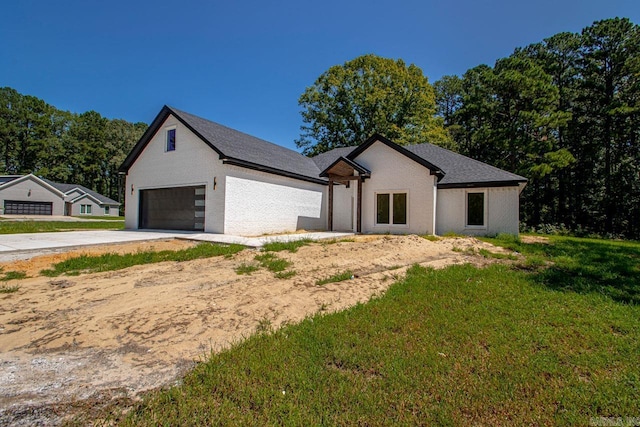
[376,193,390,224]
[393,193,407,224]
[80,205,85,214]
[467,193,484,226]
[167,129,176,151]
[87,205,92,214]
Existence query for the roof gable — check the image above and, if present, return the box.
[347,134,444,178]
[0,174,67,197]
[43,179,120,205]
[319,157,371,178]
[312,136,526,188]
[119,106,326,185]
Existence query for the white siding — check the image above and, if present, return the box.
[0,177,65,215]
[124,114,225,233]
[224,166,325,236]
[354,141,436,234]
[436,186,520,236]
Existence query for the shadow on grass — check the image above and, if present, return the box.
[491,235,640,305]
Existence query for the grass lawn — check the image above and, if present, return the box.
[0,220,124,234]
[41,243,245,276]
[112,235,640,426]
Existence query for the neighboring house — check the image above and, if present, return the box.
[0,174,120,216]
[119,106,527,236]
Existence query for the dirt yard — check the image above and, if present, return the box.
[0,235,515,425]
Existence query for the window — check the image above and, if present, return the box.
[376,192,407,225]
[105,206,110,215]
[80,205,85,214]
[376,194,390,224]
[166,128,176,151]
[86,205,92,214]
[467,192,485,226]
[393,193,407,225]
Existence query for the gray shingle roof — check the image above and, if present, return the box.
[313,141,526,188]
[42,179,120,205]
[404,143,527,187]
[311,147,355,172]
[166,107,324,182]
[120,106,325,183]
[120,106,525,188]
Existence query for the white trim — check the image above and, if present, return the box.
[374,190,410,228]
[0,174,67,197]
[465,189,488,229]
[69,192,104,205]
[165,126,177,152]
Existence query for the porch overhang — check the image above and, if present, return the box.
[321,157,370,233]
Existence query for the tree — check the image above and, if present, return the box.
[435,18,640,238]
[296,54,450,155]
[0,87,146,203]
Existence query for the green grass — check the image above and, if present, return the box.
[1,271,27,281]
[254,253,292,273]
[261,239,313,253]
[485,234,640,304]
[0,284,20,293]
[40,243,245,276]
[421,234,441,241]
[0,220,124,234]
[119,250,640,426]
[477,247,518,260]
[316,270,353,286]
[274,270,297,279]
[235,263,260,275]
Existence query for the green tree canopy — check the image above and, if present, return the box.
[434,17,640,238]
[0,87,146,203]
[296,54,451,155]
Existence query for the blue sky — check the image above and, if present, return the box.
[1,0,638,151]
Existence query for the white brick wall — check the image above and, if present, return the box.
[124,114,225,233]
[354,141,436,234]
[436,186,520,236]
[224,167,325,236]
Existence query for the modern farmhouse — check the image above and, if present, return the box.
[119,106,527,236]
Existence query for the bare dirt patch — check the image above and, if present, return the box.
[0,235,515,425]
[520,235,550,244]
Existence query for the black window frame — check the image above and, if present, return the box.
[466,192,485,227]
[376,192,408,226]
[166,128,176,152]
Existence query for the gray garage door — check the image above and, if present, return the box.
[139,186,205,231]
[4,200,53,215]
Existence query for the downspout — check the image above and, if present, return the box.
[432,176,438,235]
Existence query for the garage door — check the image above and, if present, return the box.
[139,186,205,231]
[4,200,53,215]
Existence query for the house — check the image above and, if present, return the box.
[0,174,120,216]
[119,106,527,236]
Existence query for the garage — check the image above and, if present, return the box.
[4,200,53,215]
[138,186,205,231]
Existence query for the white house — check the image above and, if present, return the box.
[0,174,120,216]
[119,106,527,236]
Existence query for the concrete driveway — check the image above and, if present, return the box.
[0,230,354,261]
